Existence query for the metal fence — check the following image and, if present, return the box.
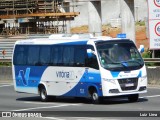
[0,40,15,61]
[0,35,51,62]
[143,58,160,63]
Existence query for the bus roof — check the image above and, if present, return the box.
[15,34,129,45]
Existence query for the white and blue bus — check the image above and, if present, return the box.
[12,34,147,103]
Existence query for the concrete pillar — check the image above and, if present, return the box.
[88,1,102,36]
[120,0,135,43]
[64,2,71,34]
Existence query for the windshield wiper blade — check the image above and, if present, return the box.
[108,61,128,67]
[120,61,129,67]
[124,60,142,66]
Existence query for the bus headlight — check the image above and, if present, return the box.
[140,75,147,82]
[102,78,116,84]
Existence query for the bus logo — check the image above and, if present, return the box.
[56,71,74,79]
[18,68,31,86]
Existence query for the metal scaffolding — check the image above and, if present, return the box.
[0,0,79,36]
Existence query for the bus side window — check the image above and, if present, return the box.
[39,46,51,65]
[86,45,99,70]
[74,46,86,67]
[51,46,63,66]
[28,46,40,66]
[13,45,27,65]
[63,46,74,66]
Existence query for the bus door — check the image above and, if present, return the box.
[77,67,101,97]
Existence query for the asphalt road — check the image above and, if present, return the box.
[0,83,160,120]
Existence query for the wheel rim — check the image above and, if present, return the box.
[92,92,98,101]
[41,89,46,100]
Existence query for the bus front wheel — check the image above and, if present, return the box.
[91,91,102,104]
[39,87,48,102]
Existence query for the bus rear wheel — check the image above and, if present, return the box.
[39,87,48,102]
[128,94,139,102]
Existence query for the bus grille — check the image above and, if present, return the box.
[118,78,138,91]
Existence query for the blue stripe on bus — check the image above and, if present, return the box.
[110,71,120,78]
[15,66,47,87]
[137,71,142,77]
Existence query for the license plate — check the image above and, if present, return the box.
[125,83,134,87]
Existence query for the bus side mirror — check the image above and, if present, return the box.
[87,49,95,58]
[138,45,144,53]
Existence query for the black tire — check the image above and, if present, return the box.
[39,86,48,102]
[91,91,102,104]
[128,94,139,102]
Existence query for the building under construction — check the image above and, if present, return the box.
[0,0,79,36]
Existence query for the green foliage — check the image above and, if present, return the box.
[142,49,160,66]
[0,62,11,66]
[141,49,155,66]
[135,21,145,26]
[142,50,151,58]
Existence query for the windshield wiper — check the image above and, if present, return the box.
[108,61,128,67]
[122,59,143,66]
[120,61,129,67]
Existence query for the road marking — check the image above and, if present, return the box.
[140,95,160,98]
[24,101,83,105]
[148,86,160,89]
[11,104,80,111]
[0,84,13,87]
[24,101,59,105]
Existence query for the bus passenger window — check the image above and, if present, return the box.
[86,45,99,70]
[39,46,51,65]
[75,46,86,67]
[28,46,40,65]
[14,45,27,65]
[63,46,74,66]
[51,46,63,66]
[87,55,99,70]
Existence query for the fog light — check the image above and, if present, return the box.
[109,89,120,93]
[139,86,146,91]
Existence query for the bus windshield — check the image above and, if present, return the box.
[96,40,144,71]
